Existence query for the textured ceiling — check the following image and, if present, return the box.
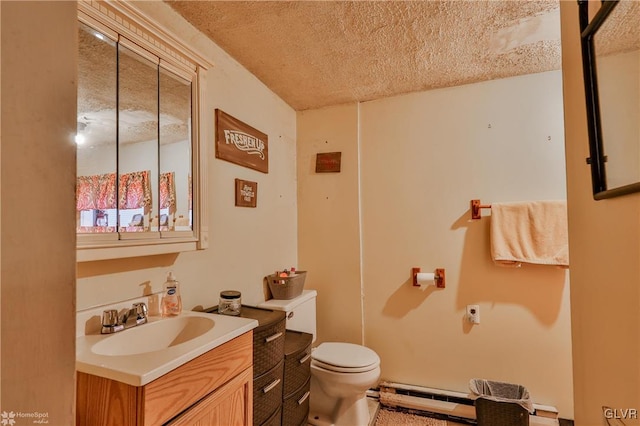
[78,23,191,147]
[593,1,640,57]
[166,0,562,111]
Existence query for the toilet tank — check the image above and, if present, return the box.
[257,289,317,342]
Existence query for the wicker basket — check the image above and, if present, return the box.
[475,398,530,426]
[267,271,307,300]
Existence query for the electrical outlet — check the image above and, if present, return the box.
[467,305,480,324]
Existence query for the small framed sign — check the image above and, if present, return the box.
[235,179,257,208]
[315,152,342,173]
[216,109,269,173]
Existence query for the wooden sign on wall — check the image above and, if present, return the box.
[216,109,269,173]
[315,152,342,173]
[235,179,257,208]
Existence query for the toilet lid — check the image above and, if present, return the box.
[312,342,380,370]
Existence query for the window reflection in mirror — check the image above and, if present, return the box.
[77,23,117,234]
[117,44,158,234]
[159,68,193,233]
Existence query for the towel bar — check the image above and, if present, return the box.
[470,199,492,219]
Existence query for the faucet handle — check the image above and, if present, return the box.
[102,309,119,327]
[133,302,148,319]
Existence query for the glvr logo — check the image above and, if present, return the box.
[604,406,638,420]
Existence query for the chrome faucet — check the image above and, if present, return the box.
[101,302,148,334]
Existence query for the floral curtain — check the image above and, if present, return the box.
[159,172,177,214]
[76,173,117,211]
[119,170,152,213]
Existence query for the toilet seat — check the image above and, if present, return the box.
[312,342,380,373]
[312,359,379,373]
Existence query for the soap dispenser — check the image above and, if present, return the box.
[161,272,182,317]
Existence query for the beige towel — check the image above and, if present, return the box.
[490,200,569,268]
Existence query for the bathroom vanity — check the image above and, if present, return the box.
[76,311,257,425]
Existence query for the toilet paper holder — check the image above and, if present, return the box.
[412,267,446,288]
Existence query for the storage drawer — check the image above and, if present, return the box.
[253,316,286,377]
[283,330,312,398]
[260,405,281,426]
[282,377,310,426]
[203,305,286,378]
[253,360,284,426]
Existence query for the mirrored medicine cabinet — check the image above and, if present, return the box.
[76,1,211,261]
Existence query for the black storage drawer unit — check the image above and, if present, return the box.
[204,305,286,378]
[282,330,313,426]
[261,406,281,426]
[252,312,286,377]
[283,330,312,398]
[282,377,310,426]
[204,305,286,425]
[254,360,285,426]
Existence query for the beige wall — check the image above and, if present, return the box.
[298,71,574,416]
[297,104,363,344]
[560,2,640,425]
[76,2,298,313]
[1,2,77,424]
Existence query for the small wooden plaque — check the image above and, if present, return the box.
[235,179,257,208]
[315,152,342,173]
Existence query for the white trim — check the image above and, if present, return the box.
[77,241,197,262]
[78,0,212,71]
[78,11,118,42]
[357,102,366,345]
[160,59,195,83]
[378,381,560,425]
[194,66,208,250]
[119,36,159,65]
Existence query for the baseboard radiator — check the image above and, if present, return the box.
[377,381,560,426]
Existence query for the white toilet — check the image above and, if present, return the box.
[258,290,381,426]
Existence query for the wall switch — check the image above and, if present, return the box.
[467,305,480,324]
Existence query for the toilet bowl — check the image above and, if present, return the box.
[257,291,382,426]
[308,342,381,426]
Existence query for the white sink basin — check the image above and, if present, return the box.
[91,315,215,356]
[76,311,257,386]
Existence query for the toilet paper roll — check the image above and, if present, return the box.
[415,272,436,286]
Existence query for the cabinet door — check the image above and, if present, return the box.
[167,367,252,426]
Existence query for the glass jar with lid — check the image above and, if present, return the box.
[219,290,242,316]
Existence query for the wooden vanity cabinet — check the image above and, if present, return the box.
[76,331,253,426]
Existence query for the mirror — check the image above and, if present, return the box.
[77,23,117,233]
[117,44,158,234]
[77,21,196,243]
[579,0,640,199]
[76,1,210,260]
[159,68,193,233]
